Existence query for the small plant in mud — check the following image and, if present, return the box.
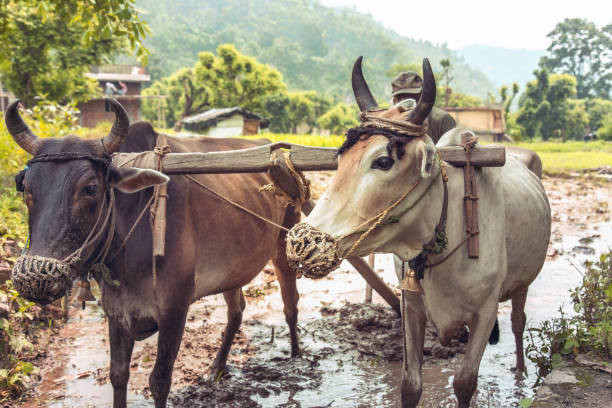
[0,280,38,401]
[525,250,612,386]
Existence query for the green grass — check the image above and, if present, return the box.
[242,133,344,148]
[514,140,612,175]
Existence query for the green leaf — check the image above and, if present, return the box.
[519,398,533,408]
[21,362,34,375]
[551,353,563,368]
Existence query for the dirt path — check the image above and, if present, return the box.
[15,175,612,407]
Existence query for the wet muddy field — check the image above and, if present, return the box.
[16,174,612,407]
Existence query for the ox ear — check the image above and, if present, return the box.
[416,141,436,178]
[109,167,169,193]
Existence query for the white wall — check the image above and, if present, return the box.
[203,114,244,138]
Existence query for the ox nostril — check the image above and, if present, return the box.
[286,222,341,279]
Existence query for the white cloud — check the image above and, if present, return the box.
[320,0,611,50]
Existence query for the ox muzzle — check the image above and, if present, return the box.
[11,255,76,304]
[286,222,342,279]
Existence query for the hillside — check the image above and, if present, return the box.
[457,45,545,88]
[137,0,496,100]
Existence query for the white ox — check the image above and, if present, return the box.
[286,57,551,407]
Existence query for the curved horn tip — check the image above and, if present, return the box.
[351,55,378,112]
[101,97,130,153]
[5,99,40,154]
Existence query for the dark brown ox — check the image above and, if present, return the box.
[6,99,300,408]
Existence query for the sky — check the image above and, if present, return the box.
[320,0,611,50]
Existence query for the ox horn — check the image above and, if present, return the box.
[5,100,40,154]
[101,98,130,153]
[406,58,436,125]
[352,56,379,112]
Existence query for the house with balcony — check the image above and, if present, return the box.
[78,64,151,128]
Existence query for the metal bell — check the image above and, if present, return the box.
[74,279,96,309]
[400,267,423,293]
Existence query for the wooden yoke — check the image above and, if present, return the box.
[112,141,505,174]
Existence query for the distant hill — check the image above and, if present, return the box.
[137,0,496,100]
[457,45,545,89]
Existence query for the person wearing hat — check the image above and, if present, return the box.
[391,71,456,144]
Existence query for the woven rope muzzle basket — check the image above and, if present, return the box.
[11,255,75,304]
[286,222,341,279]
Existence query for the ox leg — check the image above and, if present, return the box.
[453,305,498,408]
[272,208,301,357]
[108,319,134,408]
[149,306,188,408]
[511,289,528,377]
[400,290,427,408]
[209,288,246,380]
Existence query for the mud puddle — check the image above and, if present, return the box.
[16,176,612,407]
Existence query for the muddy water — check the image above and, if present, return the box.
[18,175,612,407]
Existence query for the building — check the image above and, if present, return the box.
[78,65,151,128]
[443,107,512,142]
[181,107,268,137]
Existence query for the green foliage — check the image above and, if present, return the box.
[142,44,286,129]
[0,124,29,244]
[263,91,331,134]
[138,0,496,100]
[596,115,612,141]
[540,18,612,99]
[570,252,612,356]
[505,112,525,142]
[0,281,37,401]
[584,98,612,133]
[565,99,590,140]
[316,102,359,134]
[517,69,588,140]
[526,251,612,386]
[446,92,483,108]
[0,0,149,106]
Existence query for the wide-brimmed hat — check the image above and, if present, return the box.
[391,71,423,96]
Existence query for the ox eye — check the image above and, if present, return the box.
[81,185,98,197]
[371,156,395,171]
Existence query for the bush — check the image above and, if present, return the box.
[525,250,612,386]
[597,115,612,141]
[0,281,37,401]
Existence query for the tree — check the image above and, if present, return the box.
[263,91,331,134]
[316,102,359,135]
[596,115,612,141]
[540,18,612,99]
[143,44,286,130]
[517,68,586,140]
[440,59,453,107]
[498,83,520,118]
[584,98,612,133]
[0,0,150,106]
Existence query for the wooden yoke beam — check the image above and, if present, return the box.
[266,147,401,314]
[112,141,505,174]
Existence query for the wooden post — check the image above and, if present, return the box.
[462,132,480,258]
[348,257,400,315]
[365,254,374,303]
